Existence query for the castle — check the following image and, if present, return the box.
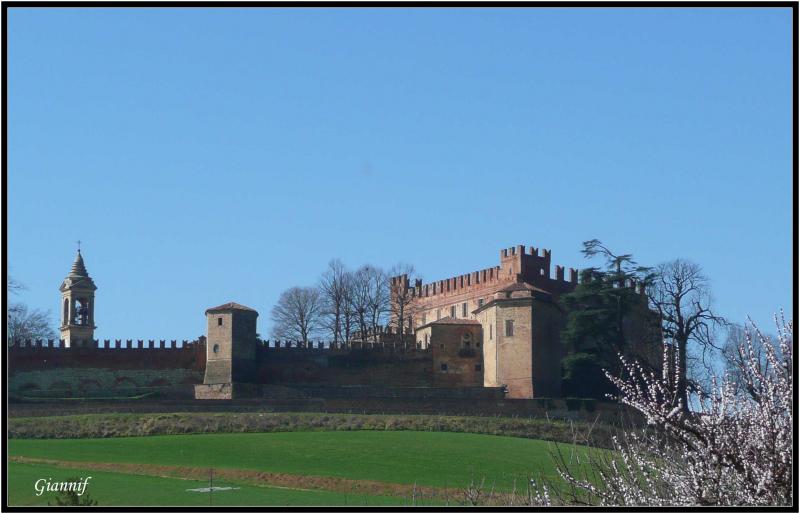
[9,244,653,404]
[390,245,590,398]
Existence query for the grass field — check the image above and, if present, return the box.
[8,462,410,506]
[8,430,598,505]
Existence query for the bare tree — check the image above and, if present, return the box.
[647,259,725,412]
[270,287,324,343]
[388,263,419,336]
[8,303,57,344]
[348,266,371,340]
[319,259,350,343]
[721,322,779,399]
[8,276,25,295]
[7,276,56,344]
[366,266,389,334]
[340,270,357,343]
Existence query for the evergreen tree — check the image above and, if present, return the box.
[559,240,653,398]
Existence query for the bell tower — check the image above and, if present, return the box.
[59,246,97,347]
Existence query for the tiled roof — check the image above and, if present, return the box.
[498,282,549,294]
[205,302,258,313]
[426,317,481,326]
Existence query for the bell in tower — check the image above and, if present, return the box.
[59,246,97,347]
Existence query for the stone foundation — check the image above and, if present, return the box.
[194,382,261,400]
[194,383,233,400]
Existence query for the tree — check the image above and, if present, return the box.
[648,259,725,412]
[365,266,389,334]
[388,263,418,336]
[348,266,373,340]
[721,322,777,399]
[319,259,350,343]
[559,240,654,398]
[270,287,324,343]
[8,304,57,344]
[7,276,56,344]
[554,313,792,506]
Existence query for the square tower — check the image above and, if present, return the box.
[203,302,258,383]
[195,302,259,399]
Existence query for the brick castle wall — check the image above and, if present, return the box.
[8,341,206,399]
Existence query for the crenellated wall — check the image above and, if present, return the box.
[397,244,582,330]
[8,338,446,398]
[8,339,207,399]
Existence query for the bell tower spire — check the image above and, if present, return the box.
[59,246,97,347]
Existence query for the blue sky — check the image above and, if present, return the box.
[7,7,793,340]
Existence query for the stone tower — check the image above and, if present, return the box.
[195,302,259,399]
[59,249,97,347]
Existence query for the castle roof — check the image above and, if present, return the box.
[205,302,258,314]
[471,282,553,315]
[497,282,549,294]
[416,317,481,330]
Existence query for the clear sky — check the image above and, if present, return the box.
[7,7,793,341]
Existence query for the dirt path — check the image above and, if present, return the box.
[9,455,473,503]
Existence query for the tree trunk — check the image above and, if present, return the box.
[677,336,689,413]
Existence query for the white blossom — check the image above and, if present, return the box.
[555,312,792,506]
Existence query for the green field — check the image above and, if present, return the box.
[8,462,408,506]
[9,431,567,490]
[9,430,600,506]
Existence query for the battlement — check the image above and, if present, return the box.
[402,244,580,301]
[261,339,429,353]
[500,244,551,261]
[8,338,205,350]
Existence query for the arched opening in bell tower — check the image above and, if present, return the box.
[72,298,90,326]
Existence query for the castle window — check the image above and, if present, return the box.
[217,317,223,326]
[440,343,445,350]
[490,325,493,339]
[478,298,484,308]
[450,306,456,318]
[476,341,481,348]
[505,320,514,337]
[440,363,448,371]
[425,333,429,345]
[461,333,472,348]
[212,344,220,354]
[475,363,482,372]
[462,303,467,317]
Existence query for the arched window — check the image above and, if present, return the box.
[461,332,472,348]
[63,299,69,326]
